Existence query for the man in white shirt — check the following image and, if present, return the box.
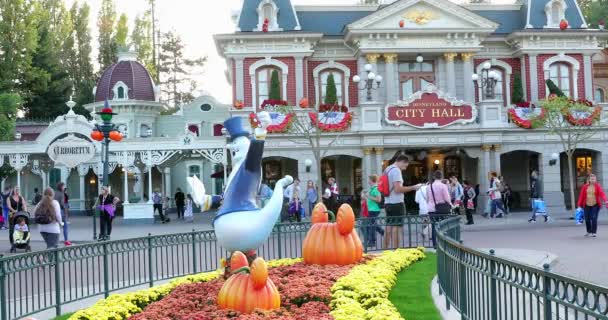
[283,179,300,202]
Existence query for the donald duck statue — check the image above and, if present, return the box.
[188,111,293,254]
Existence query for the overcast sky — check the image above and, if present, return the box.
[66,0,515,104]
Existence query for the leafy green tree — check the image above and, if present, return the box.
[536,96,601,210]
[512,73,524,104]
[97,0,117,72]
[269,70,281,100]
[546,79,566,97]
[71,2,95,110]
[0,93,21,141]
[582,0,608,28]
[324,73,338,105]
[132,12,157,79]
[158,30,206,108]
[115,13,129,50]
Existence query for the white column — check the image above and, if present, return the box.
[529,54,539,102]
[493,145,501,175]
[77,165,88,210]
[60,167,69,185]
[363,148,372,182]
[41,171,47,190]
[295,56,304,102]
[462,53,475,103]
[477,145,492,212]
[444,53,457,97]
[235,58,245,102]
[383,54,398,103]
[366,54,381,101]
[138,169,145,202]
[520,56,528,101]
[147,166,153,204]
[164,167,171,198]
[16,170,21,191]
[123,167,130,204]
[584,54,594,101]
[375,148,384,176]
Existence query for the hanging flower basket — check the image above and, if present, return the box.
[309,111,353,132]
[508,102,544,129]
[261,99,289,110]
[564,103,602,126]
[249,111,295,133]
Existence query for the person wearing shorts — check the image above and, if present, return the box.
[382,152,421,249]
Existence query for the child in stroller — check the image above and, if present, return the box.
[10,212,31,253]
[288,195,305,222]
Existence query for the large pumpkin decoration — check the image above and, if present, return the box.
[302,203,363,265]
[217,253,280,313]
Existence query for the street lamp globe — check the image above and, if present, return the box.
[471,74,479,82]
[483,62,492,70]
[367,72,376,80]
[364,63,373,72]
[551,153,559,161]
[488,70,499,80]
[416,54,424,63]
[352,75,361,83]
[14,132,21,140]
[374,75,383,83]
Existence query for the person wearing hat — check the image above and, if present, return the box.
[198,112,293,254]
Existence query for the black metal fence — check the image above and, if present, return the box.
[0,215,441,320]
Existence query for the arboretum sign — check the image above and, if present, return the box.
[47,134,96,168]
[385,88,476,128]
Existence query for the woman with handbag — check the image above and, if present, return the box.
[426,171,453,247]
[35,188,63,249]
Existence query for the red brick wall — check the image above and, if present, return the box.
[473,58,522,104]
[524,55,531,100]
[536,54,585,99]
[231,59,236,104]
[243,57,296,108]
[306,60,358,107]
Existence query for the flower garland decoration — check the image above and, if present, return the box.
[508,101,545,129]
[564,99,602,126]
[249,111,295,133]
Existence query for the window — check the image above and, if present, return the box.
[112,81,129,100]
[595,88,605,102]
[549,62,572,97]
[398,61,435,99]
[545,0,566,28]
[482,67,506,104]
[256,67,281,107]
[189,165,201,179]
[188,124,200,137]
[213,124,224,137]
[256,0,280,31]
[117,87,125,99]
[319,70,344,105]
[140,124,152,137]
[200,103,212,112]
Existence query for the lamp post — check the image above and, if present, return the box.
[353,63,382,101]
[472,61,499,100]
[90,101,122,240]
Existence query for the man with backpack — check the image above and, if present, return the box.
[378,153,421,249]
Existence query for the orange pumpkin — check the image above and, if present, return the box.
[299,97,309,108]
[217,257,280,313]
[302,203,363,265]
[230,251,249,272]
[311,203,329,224]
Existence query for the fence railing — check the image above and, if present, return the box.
[436,216,608,320]
[0,214,444,320]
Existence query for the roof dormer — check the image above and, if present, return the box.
[236,0,301,32]
[544,0,567,28]
[256,0,282,31]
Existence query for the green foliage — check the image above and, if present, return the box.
[115,13,129,50]
[389,253,440,320]
[0,163,15,181]
[582,0,608,28]
[70,2,95,113]
[97,0,117,72]
[512,73,524,104]
[0,93,20,141]
[132,11,156,79]
[269,69,281,100]
[324,73,338,105]
[546,79,565,97]
[158,31,206,108]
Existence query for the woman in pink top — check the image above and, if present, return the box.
[426,171,453,247]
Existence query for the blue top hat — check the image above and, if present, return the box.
[223,116,250,142]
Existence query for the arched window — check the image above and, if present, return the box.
[545,0,566,28]
[398,61,435,99]
[112,81,129,100]
[481,67,506,105]
[548,62,572,97]
[187,124,200,137]
[256,67,281,107]
[595,88,606,103]
[117,87,125,99]
[319,70,344,105]
[213,123,224,136]
[188,165,201,179]
[256,0,280,31]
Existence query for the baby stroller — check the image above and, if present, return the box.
[10,212,32,253]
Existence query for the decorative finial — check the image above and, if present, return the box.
[66,97,76,115]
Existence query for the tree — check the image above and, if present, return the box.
[546,79,566,97]
[132,12,156,79]
[535,96,601,210]
[114,13,128,50]
[583,0,608,28]
[269,70,281,100]
[324,73,338,105]
[158,30,206,108]
[71,2,95,110]
[512,73,524,104]
[97,0,117,72]
[0,93,21,141]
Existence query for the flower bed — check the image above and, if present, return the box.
[69,249,426,320]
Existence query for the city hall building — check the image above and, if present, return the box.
[215,0,608,211]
